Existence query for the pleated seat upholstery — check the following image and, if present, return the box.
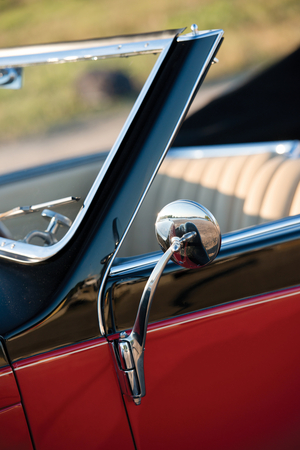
[2,151,299,252]
[119,152,300,256]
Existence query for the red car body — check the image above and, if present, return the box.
[0,26,300,450]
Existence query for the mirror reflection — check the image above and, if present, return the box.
[155,199,221,269]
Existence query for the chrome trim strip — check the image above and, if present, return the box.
[221,214,300,246]
[111,253,163,276]
[97,29,224,335]
[0,30,183,68]
[108,214,300,278]
[169,140,300,159]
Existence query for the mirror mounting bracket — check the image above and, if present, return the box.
[113,199,221,405]
[114,232,196,405]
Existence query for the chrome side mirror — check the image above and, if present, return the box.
[115,200,221,405]
[156,199,220,269]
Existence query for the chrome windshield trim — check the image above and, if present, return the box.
[98,29,224,335]
[0,29,183,68]
[169,140,300,159]
[0,31,181,263]
[0,28,223,265]
[178,28,223,42]
[109,214,300,277]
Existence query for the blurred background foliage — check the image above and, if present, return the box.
[0,0,299,141]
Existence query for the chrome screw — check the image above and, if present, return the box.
[191,24,199,35]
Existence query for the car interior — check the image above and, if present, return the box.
[120,146,300,256]
[0,143,299,254]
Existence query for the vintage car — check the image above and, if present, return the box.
[0,25,300,450]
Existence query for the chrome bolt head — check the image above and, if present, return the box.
[191,24,199,35]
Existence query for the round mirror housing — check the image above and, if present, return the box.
[155,199,221,269]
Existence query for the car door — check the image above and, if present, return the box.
[106,222,300,449]
[102,135,300,447]
[103,138,300,448]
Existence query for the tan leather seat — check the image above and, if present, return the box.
[120,152,300,256]
[3,152,299,253]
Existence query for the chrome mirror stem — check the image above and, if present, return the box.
[114,200,220,405]
[116,232,196,405]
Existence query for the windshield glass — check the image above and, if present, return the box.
[0,51,158,247]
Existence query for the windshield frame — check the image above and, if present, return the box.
[0,28,223,263]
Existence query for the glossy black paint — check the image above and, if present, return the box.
[105,220,300,334]
[3,31,222,362]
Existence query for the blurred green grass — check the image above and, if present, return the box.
[0,0,299,141]
[0,55,156,140]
